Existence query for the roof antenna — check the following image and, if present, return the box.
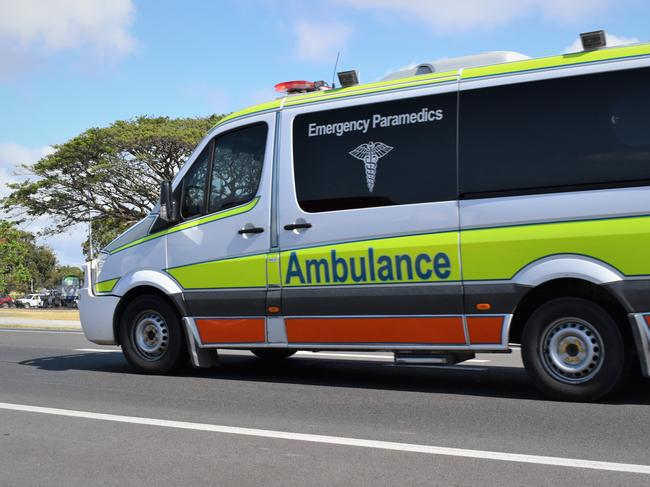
[331,51,341,89]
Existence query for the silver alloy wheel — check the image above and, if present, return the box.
[133,311,169,361]
[539,317,604,384]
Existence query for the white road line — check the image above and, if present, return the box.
[0,402,647,475]
[74,348,120,353]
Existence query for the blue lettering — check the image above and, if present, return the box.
[415,254,432,280]
[306,258,330,283]
[285,252,305,284]
[350,257,367,282]
[330,250,348,283]
[395,254,413,280]
[433,252,451,279]
[377,256,394,281]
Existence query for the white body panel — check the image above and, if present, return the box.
[166,113,275,272]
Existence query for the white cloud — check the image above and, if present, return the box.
[0,0,136,79]
[294,20,353,63]
[563,33,639,53]
[334,0,614,33]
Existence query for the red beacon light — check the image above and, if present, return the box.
[274,80,330,94]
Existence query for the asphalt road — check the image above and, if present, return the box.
[2,329,650,486]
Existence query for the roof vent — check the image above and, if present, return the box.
[381,51,531,81]
[580,30,607,51]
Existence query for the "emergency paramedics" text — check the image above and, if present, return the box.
[307,108,444,137]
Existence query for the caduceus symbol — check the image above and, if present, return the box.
[348,141,394,192]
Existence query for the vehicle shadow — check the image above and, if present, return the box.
[19,351,650,405]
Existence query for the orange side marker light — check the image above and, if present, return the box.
[476,303,492,311]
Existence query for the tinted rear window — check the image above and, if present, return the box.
[459,67,650,197]
[293,92,458,212]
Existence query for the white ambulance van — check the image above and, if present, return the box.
[80,39,650,401]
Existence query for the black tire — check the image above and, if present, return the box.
[521,297,629,402]
[119,295,188,374]
[23,303,30,309]
[252,349,296,361]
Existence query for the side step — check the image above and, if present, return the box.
[394,352,475,366]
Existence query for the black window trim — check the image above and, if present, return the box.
[180,141,213,222]
[178,121,269,223]
[206,121,268,216]
[458,66,650,200]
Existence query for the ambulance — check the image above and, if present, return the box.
[80,33,650,401]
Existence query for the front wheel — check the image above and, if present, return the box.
[119,295,188,374]
[521,297,629,402]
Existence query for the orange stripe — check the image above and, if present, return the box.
[196,318,265,344]
[467,316,504,344]
[286,317,465,344]
[645,316,650,330]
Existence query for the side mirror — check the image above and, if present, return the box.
[159,180,179,224]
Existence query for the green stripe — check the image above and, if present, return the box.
[461,215,650,280]
[462,43,650,80]
[144,213,650,290]
[110,197,260,254]
[95,278,119,293]
[166,253,267,289]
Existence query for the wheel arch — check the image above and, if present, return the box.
[112,285,188,346]
[509,278,633,347]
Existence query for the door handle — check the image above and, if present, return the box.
[238,227,264,234]
[284,222,312,231]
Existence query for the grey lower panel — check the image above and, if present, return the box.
[282,284,463,316]
[462,282,531,314]
[183,289,266,316]
[605,280,650,313]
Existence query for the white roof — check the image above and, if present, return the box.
[381,51,531,81]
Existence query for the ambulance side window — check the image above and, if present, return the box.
[292,93,457,213]
[459,66,650,197]
[180,145,210,220]
[209,123,267,213]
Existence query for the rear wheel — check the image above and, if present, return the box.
[522,297,628,401]
[119,295,188,374]
[252,349,296,361]
[23,303,30,309]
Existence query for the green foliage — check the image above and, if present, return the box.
[0,221,56,292]
[3,114,223,253]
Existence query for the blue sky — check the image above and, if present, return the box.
[1,0,649,265]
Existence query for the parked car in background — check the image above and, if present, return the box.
[0,293,15,308]
[16,294,43,308]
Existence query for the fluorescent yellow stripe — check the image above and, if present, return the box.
[462,43,650,80]
[110,197,260,254]
[461,215,650,280]
[167,254,267,289]
[95,278,119,293]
